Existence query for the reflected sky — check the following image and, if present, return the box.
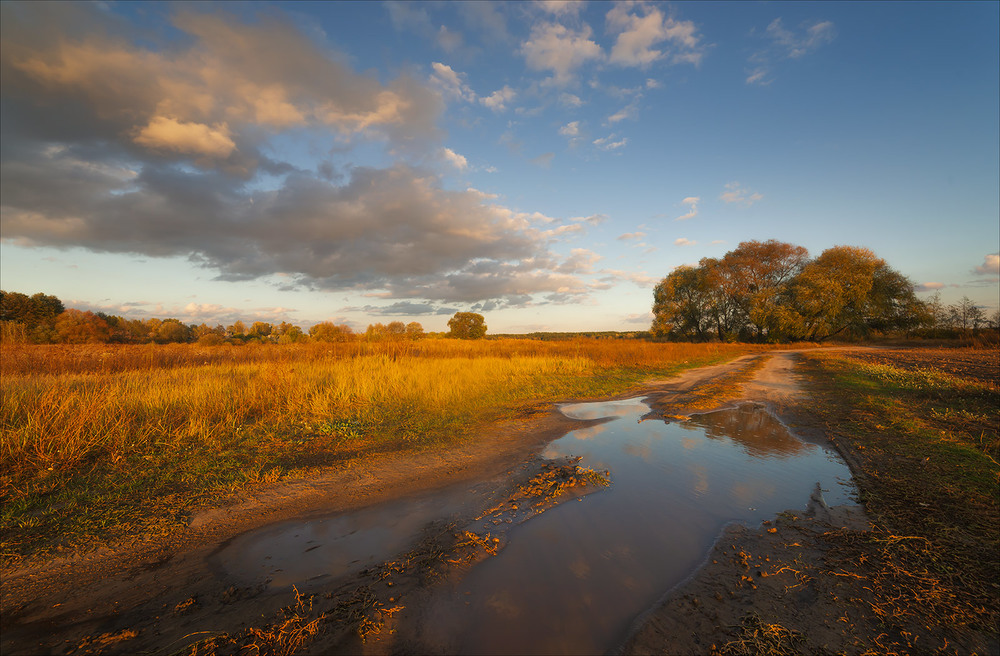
[416,397,856,655]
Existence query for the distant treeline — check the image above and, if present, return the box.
[0,291,490,345]
[651,241,999,343]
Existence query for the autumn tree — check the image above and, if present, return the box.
[154,319,193,343]
[309,322,353,342]
[787,246,920,341]
[405,321,424,340]
[651,243,922,342]
[651,266,713,340]
[55,309,110,344]
[0,291,64,343]
[447,312,487,339]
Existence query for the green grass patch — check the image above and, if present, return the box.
[799,351,999,644]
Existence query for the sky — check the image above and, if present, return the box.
[1,1,997,333]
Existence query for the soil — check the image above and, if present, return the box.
[0,349,990,655]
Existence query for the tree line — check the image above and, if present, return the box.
[0,291,489,345]
[651,240,998,342]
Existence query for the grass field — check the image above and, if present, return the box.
[1,339,770,564]
[798,349,999,651]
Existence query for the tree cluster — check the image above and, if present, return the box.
[651,241,936,342]
[0,291,491,345]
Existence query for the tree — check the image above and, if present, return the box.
[309,322,353,342]
[447,312,487,339]
[651,266,713,340]
[55,309,110,344]
[405,321,424,340]
[248,321,273,339]
[718,240,809,340]
[155,319,192,343]
[788,246,920,341]
[0,291,64,343]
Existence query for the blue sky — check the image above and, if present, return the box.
[1,1,997,333]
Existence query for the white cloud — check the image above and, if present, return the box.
[973,253,1000,276]
[480,85,516,112]
[675,196,699,221]
[538,0,585,16]
[617,231,647,241]
[559,121,580,137]
[557,248,603,274]
[559,92,584,107]
[915,282,945,292]
[430,62,477,102]
[767,18,836,59]
[599,269,657,287]
[607,98,640,123]
[720,182,763,206]
[606,3,704,67]
[745,68,770,86]
[645,78,661,89]
[675,237,697,246]
[747,18,836,85]
[441,147,468,170]
[594,134,628,150]
[521,22,603,85]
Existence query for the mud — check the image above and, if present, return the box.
[1,350,870,656]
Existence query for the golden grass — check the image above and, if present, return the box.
[1,339,770,561]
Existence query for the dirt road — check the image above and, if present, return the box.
[0,351,930,654]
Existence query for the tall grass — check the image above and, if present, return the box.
[1,339,766,560]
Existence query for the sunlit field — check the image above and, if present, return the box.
[1,339,777,562]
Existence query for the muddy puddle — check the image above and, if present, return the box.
[212,398,856,654]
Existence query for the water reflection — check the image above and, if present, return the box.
[415,398,855,655]
[687,403,806,458]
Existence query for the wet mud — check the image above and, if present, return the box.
[1,352,869,656]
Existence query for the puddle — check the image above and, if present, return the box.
[410,398,856,655]
[212,491,474,588]
[211,397,857,654]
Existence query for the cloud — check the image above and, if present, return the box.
[720,182,763,206]
[606,3,704,67]
[675,238,697,246]
[559,121,580,137]
[559,92,584,107]
[572,213,607,225]
[441,147,468,170]
[747,18,836,85]
[480,85,516,112]
[675,196,699,221]
[599,269,658,287]
[345,301,459,316]
[915,282,945,292]
[133,117,237,159]
[557,248,603,274]
[607,98,641,124]
[521,22,603,85]
[594,134,628,150]
[1,3,442,176]
[538,1,585,17]
[617,232,647,241]
[0,3,603,308]
[386,2,465,53]
[530,152,555,168]
[767,18,836,59]
[430,62,477,102]
[972,253,1000,276]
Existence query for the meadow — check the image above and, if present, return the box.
[0,339,771,564]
